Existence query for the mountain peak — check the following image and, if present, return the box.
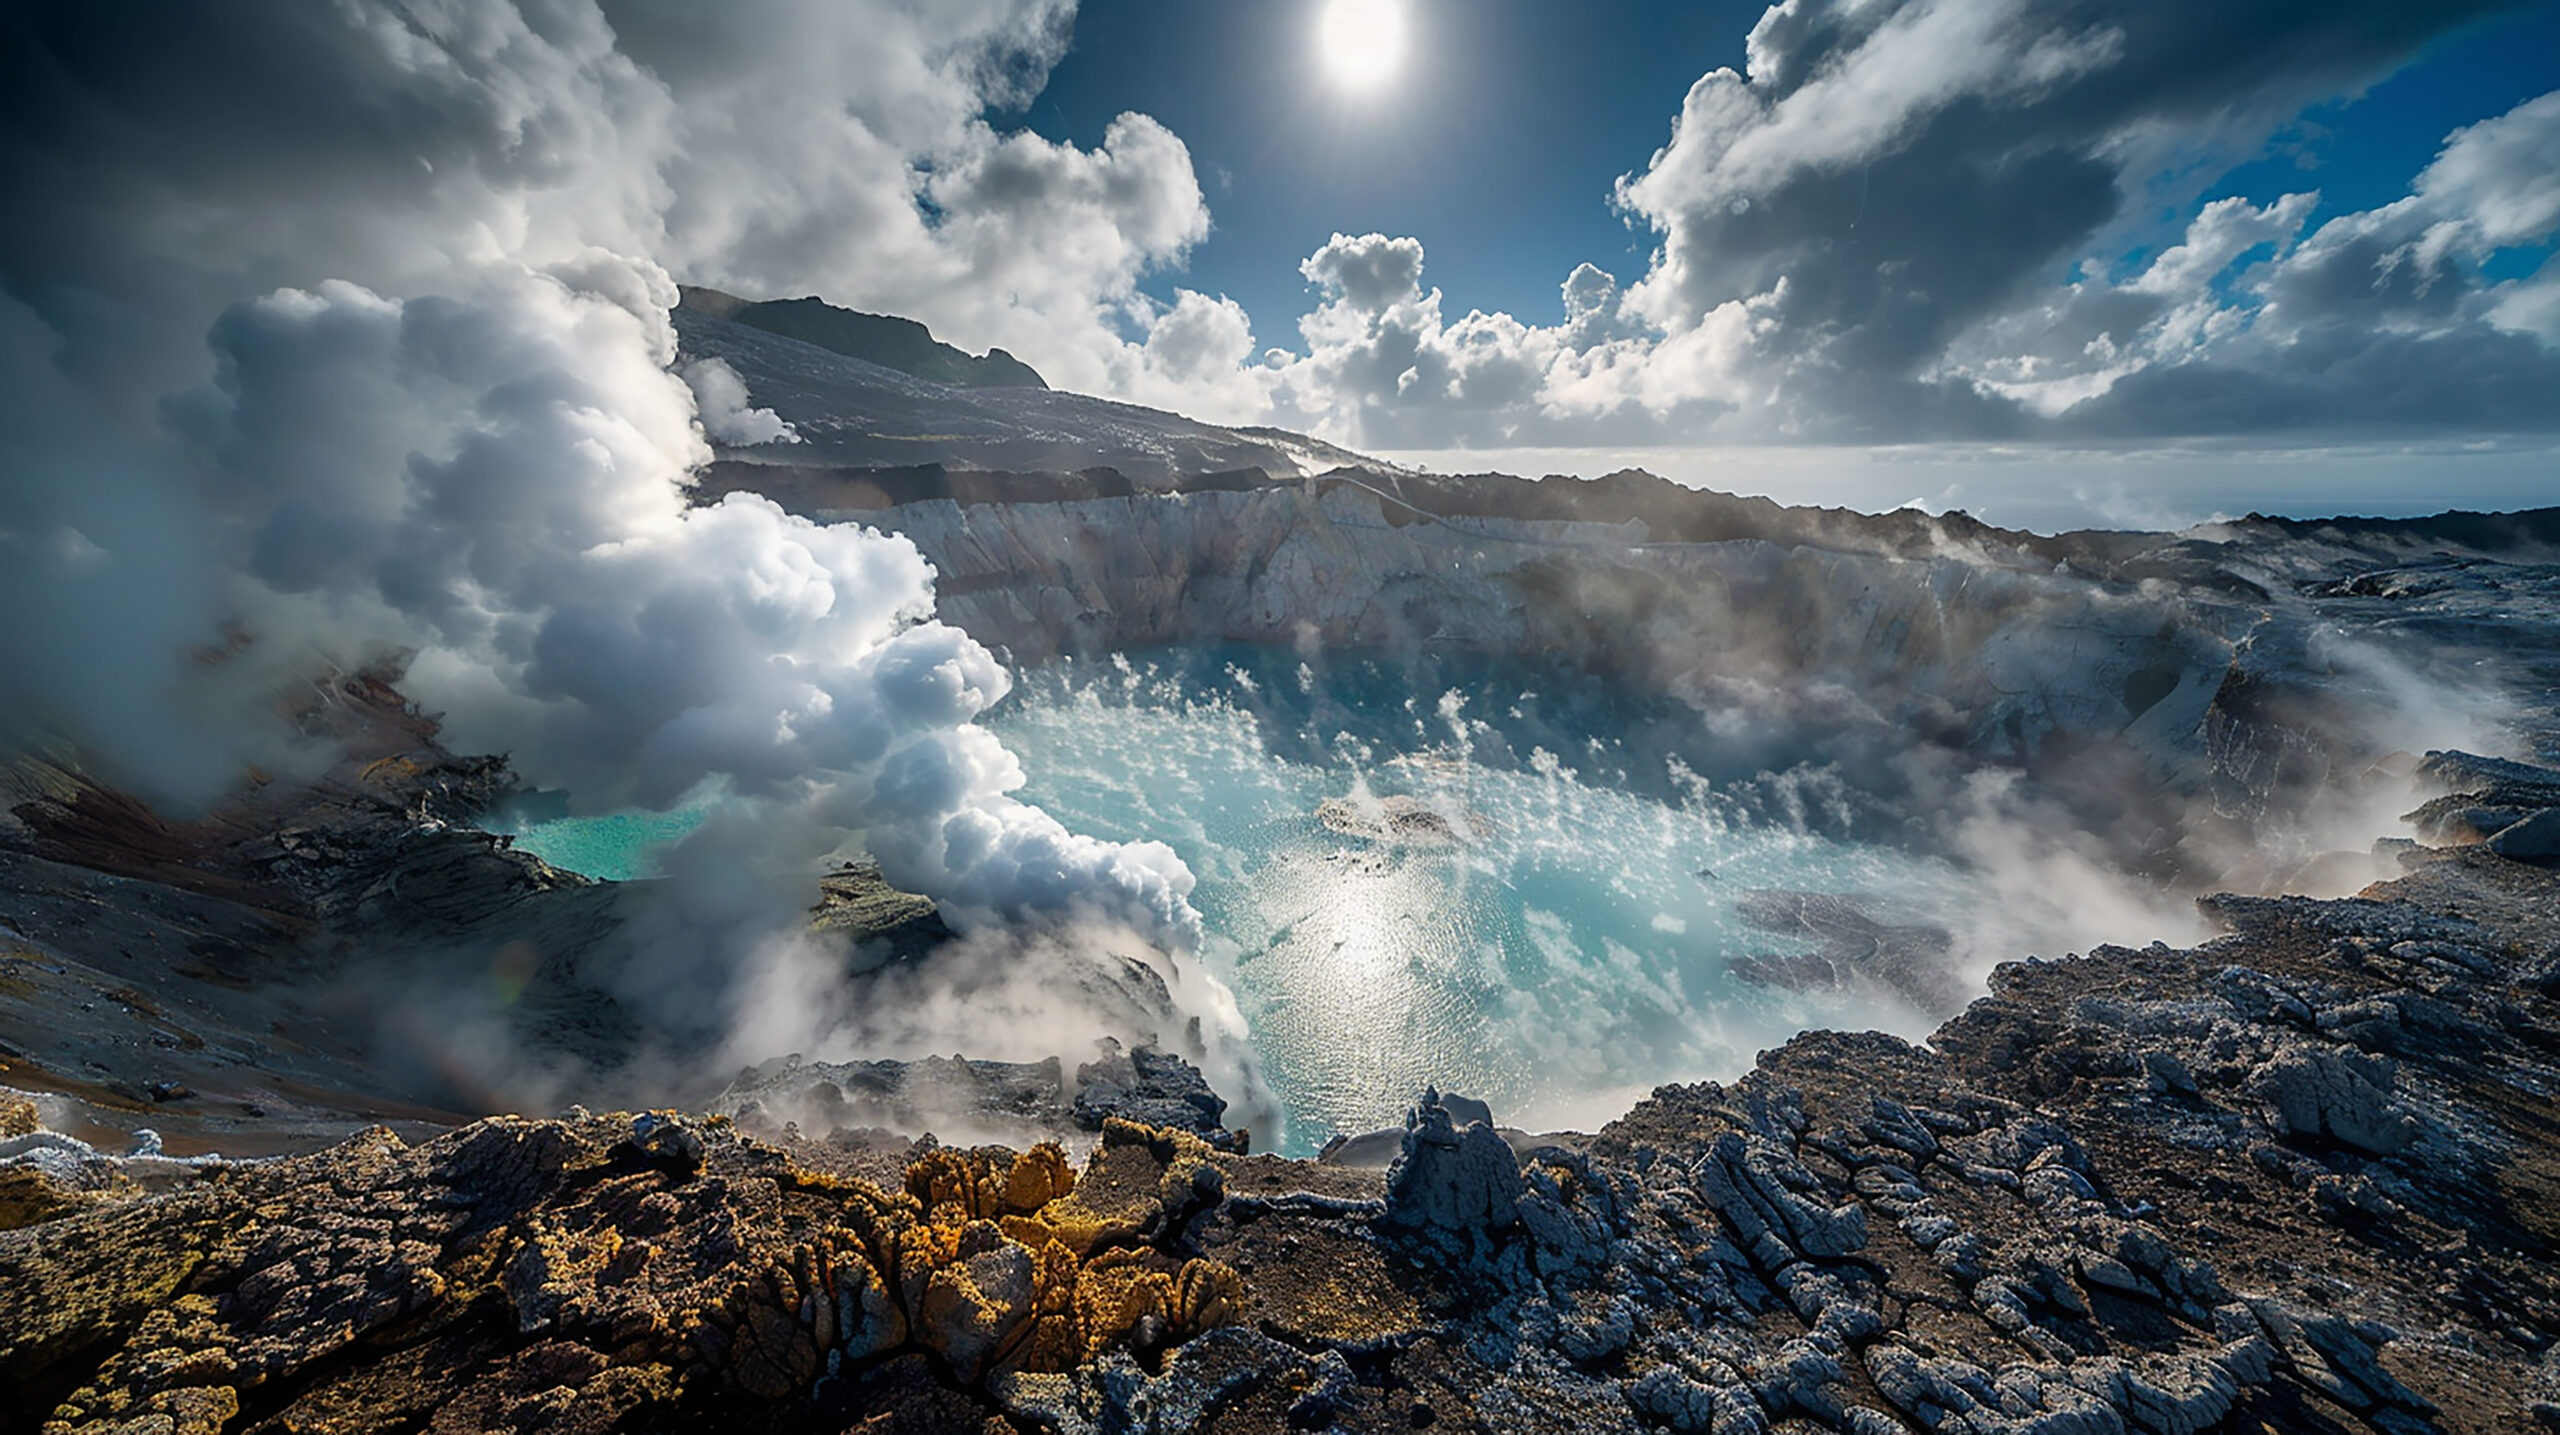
[677,286,1047,391]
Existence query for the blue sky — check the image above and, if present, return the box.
[1026,1,2560,364]
[6,0,2557,528]
[1023,0,1771,333]
[2191,5,2560,279]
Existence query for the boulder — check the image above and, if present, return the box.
[2246,1045,2420,1156]
[1072,1041,1238,1147]
[1381,1089,1522,1251]
[1693,1132,1867,1268]
[2486,808,2560,863]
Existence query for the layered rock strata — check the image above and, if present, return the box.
[714,455,2560,892]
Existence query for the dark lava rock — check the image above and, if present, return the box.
[2418,748,2560,797]
[2487,808,2560,862]
[1379,1088,1522,1257]
[11,853,2560,1430]
[2409,751,2560,854]
[808,858,954,964]
[716,1043,1246,1153]
[1072,1038,1240,1149]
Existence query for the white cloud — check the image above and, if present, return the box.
[576,1,1225,404]
[1101,288,1277,423]
[0,0,1253,1077]
[0,1,1230,423]
[2011,89,2560,432]
[1260,232,1564,449]
[1233,4,2560,450]
[2491,252,2560,344]
[2417,89,2560,249]
[189,260,1208,964]
[1943,192,2317,415]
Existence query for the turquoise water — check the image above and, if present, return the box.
[492,645,1967,1153]
[488,803,710,881]
[988,647,1964,1152]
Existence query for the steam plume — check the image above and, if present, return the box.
[0,1,1239,1111]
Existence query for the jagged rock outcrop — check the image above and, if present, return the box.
[1379,1088,1523,1258]
[0,1111,1251,1434]
[2486,808,2560,861]
[712,1042,1247,1155]
[2246,1041,2422,1156]
[1071,1040,1239,1149]
[672,305,1369,480]
[679,287,1050,390]
[2407,749,2560,868]
[8,836,2559,1430]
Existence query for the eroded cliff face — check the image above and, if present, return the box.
[881,480,2242,762]
[707,465,2542,890]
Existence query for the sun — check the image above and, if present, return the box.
[1316,0,1410,95]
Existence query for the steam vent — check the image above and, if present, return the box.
[9,2,2560,1431]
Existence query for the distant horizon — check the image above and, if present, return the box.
[1377,441,2560,535]
[686,278,2560,538]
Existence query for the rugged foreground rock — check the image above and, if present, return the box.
[8,826,2557,1433]
[0,1109,1254,1434]
[713,1038,1250,1156]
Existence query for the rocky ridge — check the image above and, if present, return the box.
[714,456,2560,897]
[679,287,1051,391]
[8,749,2560,1431]
[712,1038,1248,1158]
[672,306,1372,481]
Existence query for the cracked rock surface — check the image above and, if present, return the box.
[2,1112,1251,1434]
[10,837,2558,1433]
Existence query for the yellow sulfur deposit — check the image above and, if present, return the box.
[0,1110,1253,1431]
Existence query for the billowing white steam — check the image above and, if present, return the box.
[0,2,1235,1101]
[682,357,801,447]
[192,260,1200,955]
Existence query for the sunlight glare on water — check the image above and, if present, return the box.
[989,647,1964,1154]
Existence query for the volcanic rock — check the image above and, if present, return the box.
[1315,793,1487,846]
[10,842,2560,1429]
[1072,1039,1238,1149]
[2486,808,2560,862]
[1379,1088,1522,1255]
[714,1043,1246,1155]
[2247,1042,2422,1156]
[9,456,2560,1430]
